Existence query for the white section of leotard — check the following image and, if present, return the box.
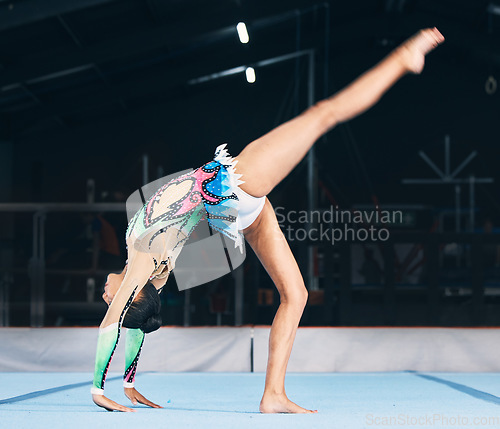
[234,186,266,230]
[91,387,104,395]
[99,322,118,334]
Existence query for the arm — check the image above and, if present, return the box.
[102,265,127,304]
[91,251,154,411]
[123,328,144,389]
[122,328,162,408]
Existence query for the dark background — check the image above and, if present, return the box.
[1,0,500,327]
[1,0,498,209]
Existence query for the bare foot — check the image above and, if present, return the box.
[260,393,318,414]
[396,27,445,74]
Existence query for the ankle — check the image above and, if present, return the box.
[262,388,285,398]
[390,47,411,74]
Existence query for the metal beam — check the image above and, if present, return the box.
[188,50,314,84]
[0,19,237,90]
[191,48,317,291]
[1,9,311,122]
[13,42,306,132]
[402,178,493,185]
[1,11,492,124]
[0,0,314,90]
[56,14,128,111]
[418,150,445,179]
[307,51,317,291]
[2,5,499,94]
[0,0,120,32]
[450,151,477,179]
[5,9,376,124]
[0,202,125,212]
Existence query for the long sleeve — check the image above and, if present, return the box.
[91,250,154,395]
[123,328,145,388]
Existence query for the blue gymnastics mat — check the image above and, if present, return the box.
[1,372,500,428]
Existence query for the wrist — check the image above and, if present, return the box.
[91,387,104,396]
[123,381,135,389]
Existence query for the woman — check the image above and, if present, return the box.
[92,28,444,413]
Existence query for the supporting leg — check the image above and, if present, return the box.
[244,199,316,413]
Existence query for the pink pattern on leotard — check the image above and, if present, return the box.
[143,167,222,228]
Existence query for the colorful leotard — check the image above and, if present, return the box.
[127,143,244,252]
[91,144,253,395]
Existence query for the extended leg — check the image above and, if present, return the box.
[236,28,444,197]
[244,198,315,413]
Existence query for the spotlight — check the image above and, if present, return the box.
[237,22,249,44]
[245,67,256,83]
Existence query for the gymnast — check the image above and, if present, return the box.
[92,28,444,413]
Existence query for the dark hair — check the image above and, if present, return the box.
[123,283,162,333]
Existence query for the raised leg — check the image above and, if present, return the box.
[244,198,316,413]
[235,28,444,198]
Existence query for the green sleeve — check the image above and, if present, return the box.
[91,286,139,395]
[123,328,145,388]
[91,323,120,394]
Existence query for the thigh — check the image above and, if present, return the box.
[235,103,330,198]
[244,199,306,301]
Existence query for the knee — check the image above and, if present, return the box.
[300,287,309,308]
[282,286,308,310]
[308,100,338,133]
[294,287,309,310]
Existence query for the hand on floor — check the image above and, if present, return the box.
[124,387,163,408]
[92,393,136,412]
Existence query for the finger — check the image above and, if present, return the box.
[141,400,162,408]
[102,398,136,412]
[109,400,135,412]
[124,393,138,405]
[143,400,162,408]
[137,395,162,408]
[116,404,136,412]
[101,293,112,306]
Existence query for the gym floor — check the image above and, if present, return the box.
[2,372,500,428]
